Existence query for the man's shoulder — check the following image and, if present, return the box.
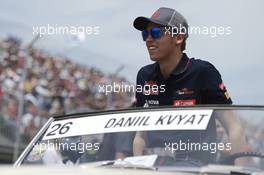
[137,62,157,76]
[191,57,213,68]
[190,57,219,73]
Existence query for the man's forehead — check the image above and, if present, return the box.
[146,22,164,29]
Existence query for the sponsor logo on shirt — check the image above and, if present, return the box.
[144,100,159,107]
[151,10,161,19]
[219,82,225,90]
[224,91,230,99]
[143,100,149,107]
[176,88,194,95]
[218,82,231,100]
[173,99,196,106]
[143,80,159,95]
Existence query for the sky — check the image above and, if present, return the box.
[0,0,263,105]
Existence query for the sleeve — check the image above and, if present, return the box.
[135,68,145,107]
[200,62,232,104]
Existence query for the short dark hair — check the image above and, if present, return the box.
[181,39,186,51]
[170,26,186,51]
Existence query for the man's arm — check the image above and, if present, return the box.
[133,131,146,156]
[215,110,246,154]
[216,110,248,165]
[200,62,247,152]
[133,68,147,156]
[201,62,247,164]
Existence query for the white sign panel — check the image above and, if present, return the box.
[43,110,213,140]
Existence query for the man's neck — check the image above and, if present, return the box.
[158,51,183,78]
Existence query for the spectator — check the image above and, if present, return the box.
[0,36,133,143]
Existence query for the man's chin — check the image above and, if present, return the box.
[150,55,159,61]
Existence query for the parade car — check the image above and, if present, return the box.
[10,106,264,174]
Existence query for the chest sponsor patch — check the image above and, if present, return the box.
[176,88,194,95]
[173,99,196,106]
[144,100,159,107]
[143,80,159,95]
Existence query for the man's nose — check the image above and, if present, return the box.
[145,33,154,42]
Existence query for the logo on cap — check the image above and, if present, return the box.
[151,10,160,19]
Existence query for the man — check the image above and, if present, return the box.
[133,7,246,164]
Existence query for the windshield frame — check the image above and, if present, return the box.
[14,105,264,167]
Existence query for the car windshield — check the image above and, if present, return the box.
[17,107,264,171]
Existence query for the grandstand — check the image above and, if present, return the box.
[0,36,133,163]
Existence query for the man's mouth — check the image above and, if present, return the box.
[148,45,158,51]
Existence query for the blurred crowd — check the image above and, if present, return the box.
[0,36,133,143]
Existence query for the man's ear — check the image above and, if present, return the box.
[174,34,185,45]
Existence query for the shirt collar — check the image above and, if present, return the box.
[152,53,190,80]
[171,53,190,76]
